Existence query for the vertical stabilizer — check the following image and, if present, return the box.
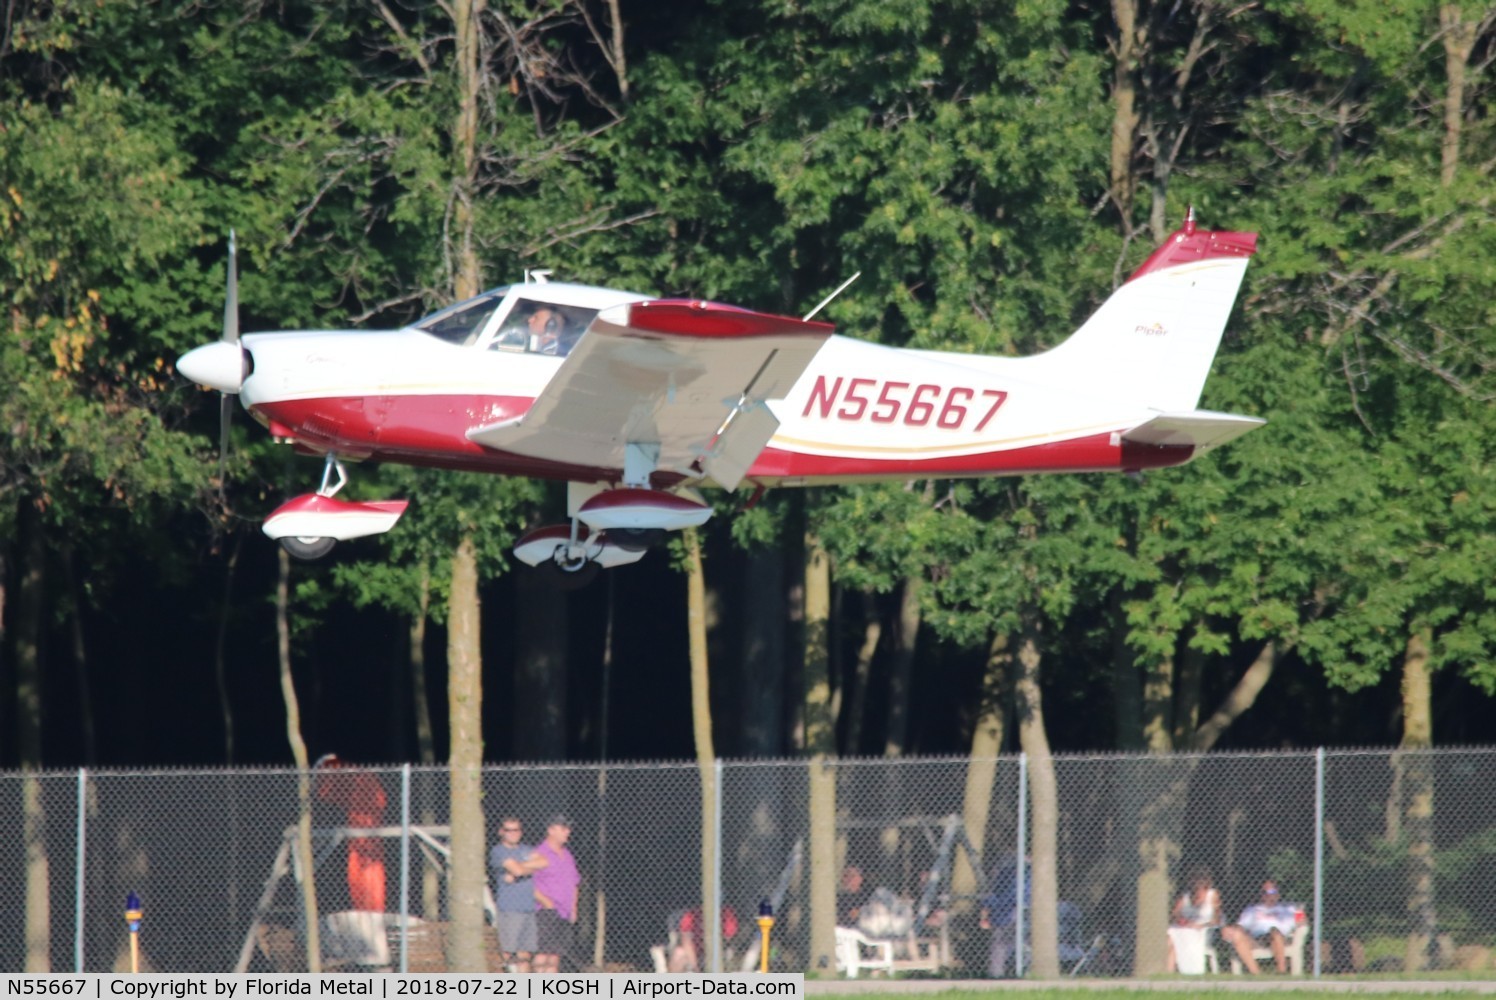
[1025,217,1257,413]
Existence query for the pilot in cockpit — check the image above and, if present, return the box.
[495,303,576,356]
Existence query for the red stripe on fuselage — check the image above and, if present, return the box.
[251,394,639,483]
[253,394,1193,486]
[746,434,1194,482]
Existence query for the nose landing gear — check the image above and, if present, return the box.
[261,454,409,560]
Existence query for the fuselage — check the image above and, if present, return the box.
[235,278,1191,489]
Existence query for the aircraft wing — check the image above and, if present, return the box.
[1121,410,1265,454]
[467,300,834,489]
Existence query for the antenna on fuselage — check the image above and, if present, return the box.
[525,269,553,285]
[803,271,861,321]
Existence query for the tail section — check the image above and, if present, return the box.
[1023,214,1257,413]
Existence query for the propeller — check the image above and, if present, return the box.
[178,232,250,496]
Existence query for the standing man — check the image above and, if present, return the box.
[531,815,581,974]
[489,817,546,972]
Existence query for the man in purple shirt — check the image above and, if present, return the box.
[532,815,581,973]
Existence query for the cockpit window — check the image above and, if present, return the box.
[415,290,509,346]
[488,300,599,358]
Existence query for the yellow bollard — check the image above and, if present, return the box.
[756,901,775,974]
[125,892,143,973]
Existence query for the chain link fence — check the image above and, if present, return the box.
[3,749,1494,977]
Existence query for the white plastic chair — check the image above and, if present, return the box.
[834,926,895,978]
[1167,925,1218,974]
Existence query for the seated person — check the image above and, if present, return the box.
[837,865,869,927]
[1221,879,1298,974]
[1166,867,1222,973]
[493,303,575,355]
[667,905,738,972]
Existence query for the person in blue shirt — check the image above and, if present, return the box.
[489,817,547,971]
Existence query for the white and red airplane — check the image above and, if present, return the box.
[178,212,1261,582]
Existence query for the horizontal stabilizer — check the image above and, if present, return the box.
[1121,411,1265,454]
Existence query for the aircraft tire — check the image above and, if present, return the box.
[280,536,337,561]
[538,557,601,590]
[609,528,666,552]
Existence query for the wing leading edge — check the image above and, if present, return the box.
[466,300,833,489]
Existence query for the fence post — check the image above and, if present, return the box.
[1313,747,1324,978]
[400,763,411,974]
[75,767,87,972]
[1016,751,1027,978]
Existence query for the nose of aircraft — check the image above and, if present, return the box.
[178,340,247,394]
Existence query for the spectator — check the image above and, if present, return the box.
[837,866,870,926]
[532,815,581,974]
[313,754,387,912]
[979,857,1085,976]
[489,817,546,971]
[1166,867,1222,973]
[980,857,1028,977]
[1222,879,1297,974]
[668,905,739,972]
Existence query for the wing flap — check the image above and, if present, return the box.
[467,300,832,484]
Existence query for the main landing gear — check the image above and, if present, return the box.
[261,454,409,561]
[510,486,713,585]
[511,523,645,589]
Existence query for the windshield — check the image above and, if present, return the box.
[415,289,510,345]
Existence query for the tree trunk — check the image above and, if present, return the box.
[954,633,1011,905]
[844,591,881,755]
[445,0,485,956]
[802,530,837,974]
[1400,629,1436,971]
[685,529,720,970]
[17,504,51,971]
[1111,590,1143,751]
[1130,644,1175,976]
[1015,619,1059,978]
[808,755,837,974]
[739,548,785,755]
[514,570,568,760]
[803,531,833,751]
[882,576,921,756]
[1440,4,1480,186]
[1109,0,1142,227]
[276,549,320,973]
[732,548,787,962]
[446,534,487,971]
[1171,644,1203,750]
[450,0,484,302]
[214,532,242,764]
[61,547,96,765]
[1192,641,1279,751]
[410,560,442,919]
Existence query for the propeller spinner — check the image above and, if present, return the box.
[177,233,249,393]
